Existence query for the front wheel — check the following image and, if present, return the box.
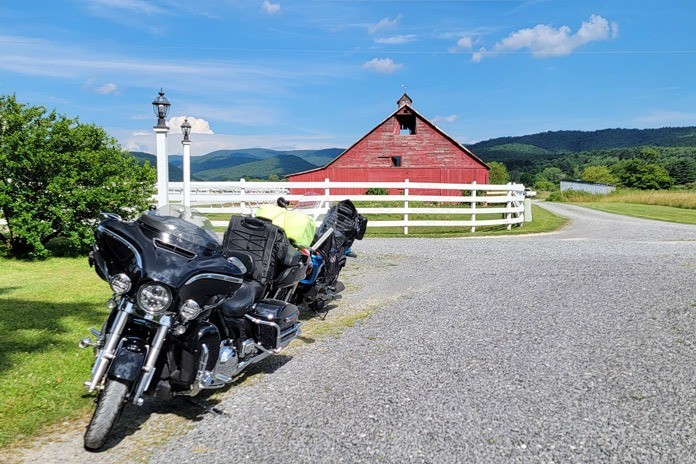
[83,379,129,450]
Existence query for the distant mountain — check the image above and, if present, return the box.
[196,155,318,181]
[128,151,195,182]
[467,127,696,164]
[166,148,342,180]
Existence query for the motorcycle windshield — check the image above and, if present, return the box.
[137,204,221,252]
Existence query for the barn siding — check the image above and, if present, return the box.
[287,96,489,195]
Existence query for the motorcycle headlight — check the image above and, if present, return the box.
[109,273,132,295]
[179,299,201,321]
[136,283,172,315]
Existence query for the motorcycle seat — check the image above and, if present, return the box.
[220,281,263,318]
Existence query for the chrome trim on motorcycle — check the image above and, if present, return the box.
[131,314,172,406]
[97,225,143,270]
[86,300,135,392]
[244,315,302,350]
[184,273,243,286]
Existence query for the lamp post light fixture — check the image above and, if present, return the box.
[181,118,192,207]
[152,89,171,207]
[152,89,171,128]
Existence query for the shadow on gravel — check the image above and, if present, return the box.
[90,354,295,452]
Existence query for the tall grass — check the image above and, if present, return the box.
[551,189,696,209]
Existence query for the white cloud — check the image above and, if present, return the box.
[432,114,459,124]
[362,57,403,74]
[167,116,214,134]
[95,83,118,94]
[374,35,416,45]
[475,14,618,61]
[262,0,281,15]
[368,15,402,34]
[450,36,474,53]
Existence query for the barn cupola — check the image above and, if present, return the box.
[396,93,416,135]
[397,93,413,108]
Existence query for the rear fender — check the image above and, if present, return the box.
[107,336,148,385]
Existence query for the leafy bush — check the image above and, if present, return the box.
[487,161,510,184]
[546,191,567,202]
[533,179,557,192]
[44,236,83,257]
[365,187,389,195]
[0,95,156,259]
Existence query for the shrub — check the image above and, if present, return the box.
[0,94,156,259]
[365,187,389,195]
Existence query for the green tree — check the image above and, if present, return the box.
[0,95,156,259]
[581,165,618,185]
[486,161,510,184]
[540,167,566,184]
[616,158,674,190]
[665,157,696,185]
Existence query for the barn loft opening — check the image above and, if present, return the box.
[397,114,416,135]
[391,156,402,167]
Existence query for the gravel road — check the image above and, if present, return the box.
[16,203,696,463]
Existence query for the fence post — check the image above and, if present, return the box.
[506,182,512,230]
[324,178,330,211]
[404,179,409,235]
[470,181,477,233]
[240,178,246,215]
[524,197,532,222]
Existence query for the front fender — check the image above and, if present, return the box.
[107,336,148,385]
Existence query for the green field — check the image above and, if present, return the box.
[0,258,111,448]
[548,189,696,225]
[362,204,566,237]
[576,202,696,225]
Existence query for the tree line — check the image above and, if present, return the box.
[486,146,696,191]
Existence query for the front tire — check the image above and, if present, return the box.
[84,379,129,450]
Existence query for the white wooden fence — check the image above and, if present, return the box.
[167,180,530,234]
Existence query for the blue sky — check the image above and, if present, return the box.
[1,0,695,156]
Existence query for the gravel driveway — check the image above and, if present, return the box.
[17,203,696,463]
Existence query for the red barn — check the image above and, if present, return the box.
[287,94,489,194]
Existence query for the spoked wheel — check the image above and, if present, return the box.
[83,379,129,451]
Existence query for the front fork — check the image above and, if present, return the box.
[83,299,173,407]
[85,300,135,392]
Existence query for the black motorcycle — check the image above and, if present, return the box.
[294,199,368,311]
[80,205,305,450]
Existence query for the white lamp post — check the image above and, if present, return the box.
[152,89,171,207]
[181,118,192,207]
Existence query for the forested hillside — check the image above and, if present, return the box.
[467,127,696,189]
[129,148,341,181]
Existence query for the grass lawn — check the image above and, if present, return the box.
[576,202,696,225]
[0,257,111,448]
[362,204,567,237]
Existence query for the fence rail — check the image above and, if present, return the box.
[167,180,530,234]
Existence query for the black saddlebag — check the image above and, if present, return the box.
[316,199,368,247]
[223,216,288,288]
[248,299,300,350]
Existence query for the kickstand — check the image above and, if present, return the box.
[315,307,330,320]
[183,397,226,416]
